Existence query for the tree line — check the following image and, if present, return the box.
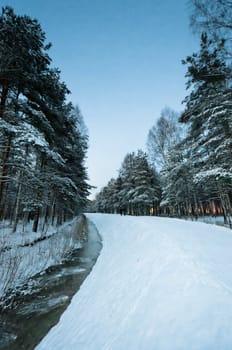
[93,0,232,226]
[93,150,161,216]
[0,7,90,232]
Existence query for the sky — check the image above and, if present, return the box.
[1,0,199,198]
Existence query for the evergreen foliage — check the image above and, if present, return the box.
[93,25,232,224]
[180,32,232,224]
[0,7,89,232]
[93,150,161,215]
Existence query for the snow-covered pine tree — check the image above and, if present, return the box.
[146,107,186,216]
[94,151,161,216]
[160,137,205,218]
[125,150,160,215]
[118,150,161,215]
[0,7,90,231]
[181,32,232,224]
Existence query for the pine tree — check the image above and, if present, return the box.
[0,7,90,231]
[95,150,161,216]
[181,33,232,224]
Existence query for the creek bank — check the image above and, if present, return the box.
[0,215,89,306]
[0,217,102,350]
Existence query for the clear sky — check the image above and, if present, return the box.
[2,0,199,198]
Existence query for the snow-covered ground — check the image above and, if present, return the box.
[185,215,225,226]
[36,214,232,350]
[0,219,82,301]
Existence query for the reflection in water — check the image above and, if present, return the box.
[0,220,102,350]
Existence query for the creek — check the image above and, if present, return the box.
[0,219,102,350]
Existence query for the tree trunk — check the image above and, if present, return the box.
[193,193,199,219]
[0,135,12,219]
[219,192,230,225]
[0,84,9,118]
[33,209,40,233]
[51,202,56,226]
[12,181,22,233]
[23,211,30,232]
[42,205,50,233]
[56,209,62,226]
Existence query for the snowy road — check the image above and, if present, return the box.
[37,214,232,350]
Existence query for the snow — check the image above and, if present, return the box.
[194,167,232,182]
[0,219,81,299]
[37,214,232,350]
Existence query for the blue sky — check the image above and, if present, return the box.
[2,0,199,198]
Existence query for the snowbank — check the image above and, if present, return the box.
[37,214,232,350]
[0,217,84,302]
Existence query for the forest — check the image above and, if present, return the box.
[1,1,232,235]
[93,0,232,227]
[0,7,90,233]
[1,2,232,347]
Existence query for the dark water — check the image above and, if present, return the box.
[0,219,102,350]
